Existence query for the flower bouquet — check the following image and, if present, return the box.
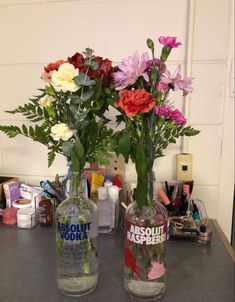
[111,36,200,299]
[0,48,113,173]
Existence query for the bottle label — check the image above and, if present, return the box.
[126,222,167,245]
[57,222,91,241]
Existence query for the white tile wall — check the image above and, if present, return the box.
[188,125,222,186]
[106,0,188,62]
[0,65,44,121]
[190,62,226,124]
[193,0,231,61]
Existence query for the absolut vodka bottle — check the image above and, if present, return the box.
[56,172,98,297]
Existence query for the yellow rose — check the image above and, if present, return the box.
[50,123,75,141]
[38,95,54,108]
[51,63,79,92]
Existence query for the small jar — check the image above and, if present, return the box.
[39,197,53,227]
[17,207,37,229]
[1,208,18,225]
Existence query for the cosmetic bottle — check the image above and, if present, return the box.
[97,187,112,234]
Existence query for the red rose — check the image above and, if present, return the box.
[68,52,84,68]
[115,89,156,117]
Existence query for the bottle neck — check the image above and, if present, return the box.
[68,172,83,199]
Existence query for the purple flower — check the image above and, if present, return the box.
[113,51,149,90]
[155,105,187,126]
[158,36,182,48]
[158,65,193,96]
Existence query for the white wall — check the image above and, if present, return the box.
[0,0,234,239]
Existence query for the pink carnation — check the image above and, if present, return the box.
[158,36,182,48]
[155,105,187,126]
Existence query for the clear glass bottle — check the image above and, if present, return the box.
[124,171,168,300]
[56,172,98,297]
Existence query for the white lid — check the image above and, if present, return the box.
[13,199,31,209]
[98,187,108,200]
[107,185,119,202]
[104,181,113,187]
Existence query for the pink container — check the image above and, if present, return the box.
[1,208,18,225]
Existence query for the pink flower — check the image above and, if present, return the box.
[146,58,166,73]
[158,36,182,48]
[113,51,149,90]
[155,105,187,125]
[148,261,166,280]
[158,65,193,96]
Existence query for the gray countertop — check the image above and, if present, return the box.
[0,222,234,302]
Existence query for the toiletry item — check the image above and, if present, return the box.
[39,196,53,227]
[104,181,113,188]
[107,185,120,229]
[113,174,123,188]
[158,189,178,214]
[13,198,31,209]
[17,207,37,229]
[90,173,105,201]
[3,181,21,208]
[1,207,18,225]
[97,187,112,233]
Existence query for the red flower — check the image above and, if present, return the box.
[99,58,113,85]
[115,89,157,117]
[41,59,65,83]
[44,60,65,73]
[68,52,84,69]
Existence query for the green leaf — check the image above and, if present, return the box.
[116,114,125,126]
[22,124,28,135]
[84,59,99,70]
[118,132,131,163]
[74,73,95,86]
[48,149,56,167]
[0,125,21,138]
[29,126,35,137]
[45,85,56,97]
[73,137,84,159]
[62,141,74,157]
[182,127,200,136]
[82,47,94,58]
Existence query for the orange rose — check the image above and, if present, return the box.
[115,89,157,117]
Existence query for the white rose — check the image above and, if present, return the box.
[50,123,75,141]
[38,95,54,108]
[51,63,79,92]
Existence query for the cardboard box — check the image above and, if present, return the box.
[0,177,18,208]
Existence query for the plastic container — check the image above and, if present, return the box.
[17,207,37,229]
[1,208,18,225]
[39,197,53,227]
